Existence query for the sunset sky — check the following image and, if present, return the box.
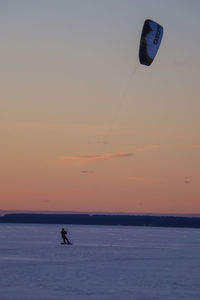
[1,0,200,213]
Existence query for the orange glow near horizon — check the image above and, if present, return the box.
[1,1,200,214]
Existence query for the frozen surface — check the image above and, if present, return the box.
[0,224,200,300]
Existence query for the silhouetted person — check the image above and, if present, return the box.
[61,228,72,244]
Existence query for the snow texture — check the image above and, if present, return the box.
[0,224,200,300]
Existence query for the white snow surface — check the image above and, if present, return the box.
[0,224,200,300]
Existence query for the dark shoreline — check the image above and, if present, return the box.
[1,213,200,229]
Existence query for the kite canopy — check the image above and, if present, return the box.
[139,19,163,66]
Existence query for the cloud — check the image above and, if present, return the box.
[40,199,51,203]
[0,188,91,201]
[96,140,109,145]
[0,121,64,129]
[52,152,134,165]
[135,144,161,153]
[184,177,191,184]
[50,144,160,166]
[87,140,109,145]
[80,170,89,174]
[122,176,164,183]
[0,121,109,130]
[0,121,162,137]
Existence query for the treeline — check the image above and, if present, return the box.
[0,213,200,228]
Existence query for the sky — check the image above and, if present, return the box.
[0,0,200,214]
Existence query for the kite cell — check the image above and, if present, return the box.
[139,19,163,66]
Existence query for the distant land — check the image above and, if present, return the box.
[1,212,200,228]
[1,210,200,217]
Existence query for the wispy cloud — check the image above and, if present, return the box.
[135,144,161,153]
[50,144,160,166]
[121,176,164,183]
[80,170,89,174]
[52,152,134,165]
[40,199,51,203]
[0,121,108,130]
[0,188,91,201]
[191,144,200,148]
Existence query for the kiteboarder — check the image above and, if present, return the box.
[61,228,72,245]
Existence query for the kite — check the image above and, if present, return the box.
[139,19,163,66]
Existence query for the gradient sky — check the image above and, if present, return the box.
[1,0,200,213]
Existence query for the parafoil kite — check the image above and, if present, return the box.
[139,19,163,66]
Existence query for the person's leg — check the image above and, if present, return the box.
[65,237,71,244]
